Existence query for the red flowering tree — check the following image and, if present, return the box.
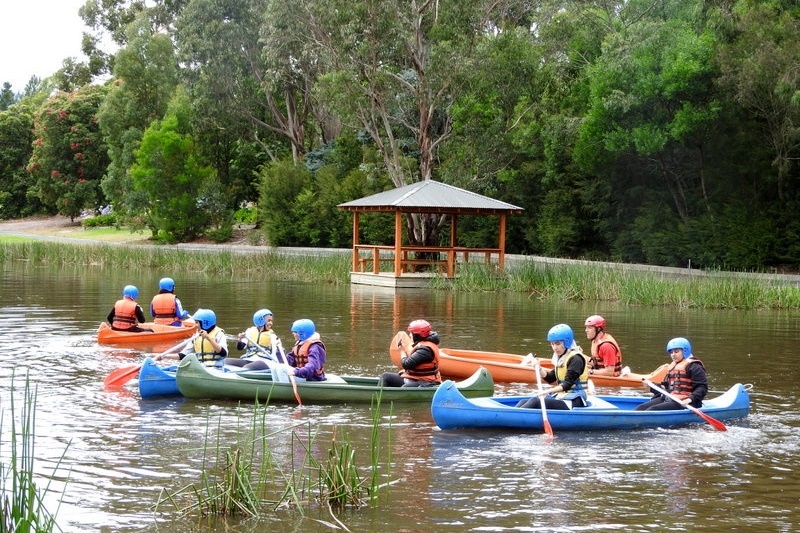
[27,85,109,220]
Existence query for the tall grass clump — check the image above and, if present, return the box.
[1,373,68,533]
[156,396,391,525]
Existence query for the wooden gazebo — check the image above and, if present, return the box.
[338,180,523,287]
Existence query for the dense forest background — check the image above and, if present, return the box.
[1,0,799,271]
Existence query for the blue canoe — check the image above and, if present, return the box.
[431,382,750,431]
[137,357,275,399]
[138,358,179,398]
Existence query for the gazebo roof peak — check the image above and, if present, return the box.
[338,179,523,214]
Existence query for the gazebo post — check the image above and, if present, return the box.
[351,212,360,272]
[393,211,403,277]
[498,214,507,272]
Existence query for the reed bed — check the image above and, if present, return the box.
[1,240,798,309]
[442,261,800,310]
[0,241,352,285]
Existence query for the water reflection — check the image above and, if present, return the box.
[0,261,798,532]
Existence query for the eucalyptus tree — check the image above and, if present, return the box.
[97,14,179,220]
[311,0,504,246]
[0,105,38,218]
[176,0,318,164]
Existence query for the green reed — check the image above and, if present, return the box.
[2,239,798,308]
[1,373,68,533]
[155,396,391,524]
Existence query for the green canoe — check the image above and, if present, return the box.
[175,354,495,404]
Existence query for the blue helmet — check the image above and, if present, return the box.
[159,277,175,292]
[123,285,138,299]
[194,308,217,330]
[253,308,273,328]
[291,319,315,341]
[666,337,692,359]
[547,323,574,349]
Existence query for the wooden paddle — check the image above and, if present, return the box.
[642,378,727,431]
[242,336,302,406]
[533,358,554,439]
[103,336,194,390]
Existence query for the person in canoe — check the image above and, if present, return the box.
[149,277,191,326]
[584,314,623,377]
[283,319,327,382]
[635,337,708,411]
[106,285,152,332]
[156,308,228,367]
[380,319,442,387]
[516,323,590,410]
[225,308,285,370]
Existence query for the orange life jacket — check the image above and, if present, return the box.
[590,332,623,376]
[665,357,705,399]
[294,339,326,377]
[151,293,178,325]
[404,340,442,383]
[112,299,138,330]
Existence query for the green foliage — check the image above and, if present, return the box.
[0,105,40,218]
[233,204,257,225]
[130,89,213,243]
[81,213,117,228]
[27,85,109,221]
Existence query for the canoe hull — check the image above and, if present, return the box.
[138,358,179,398]
[431,382,750,431]
[97,321,197,346]
[176,354,495,404]
[390,332,667,388]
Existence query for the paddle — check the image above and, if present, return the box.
[103,336,194,390]
[533,358,554,439]
[242,335,302,406]
[642,378,727,431]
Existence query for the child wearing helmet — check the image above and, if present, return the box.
[157,309,228,366]
[225,308,285,370]
[106,285,152,332]
[284,319,326,381]
[150,277,191,326]
[583,315,624,377]
[516,323,590,410]
[635,337,708,411]
[380,319,442,387]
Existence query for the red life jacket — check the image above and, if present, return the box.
[294,339,326,377]
[112,299,138,330]
[590,332,623,376]
[151,293,178,325]
[665,358,705,399]
[404,340,442,383]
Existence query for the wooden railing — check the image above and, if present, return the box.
[352,245,502,277]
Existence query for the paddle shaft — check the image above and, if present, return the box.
[533,358,554,438]
[642,378,727,431]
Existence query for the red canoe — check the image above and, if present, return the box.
[97,320,197,346]
[390,331,668,388]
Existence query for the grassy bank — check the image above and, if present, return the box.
[1,240,798,309]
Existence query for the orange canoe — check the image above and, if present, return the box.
[390,331,668,388]
[97,320,197,346]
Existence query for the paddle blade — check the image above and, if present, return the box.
[693,408,727,431]
[542,417,554,439]
[290,377,302,406]
[104,364,142,390]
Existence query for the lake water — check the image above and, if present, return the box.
[0,260,797,532]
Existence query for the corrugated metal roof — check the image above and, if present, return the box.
[338,180,523,214]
